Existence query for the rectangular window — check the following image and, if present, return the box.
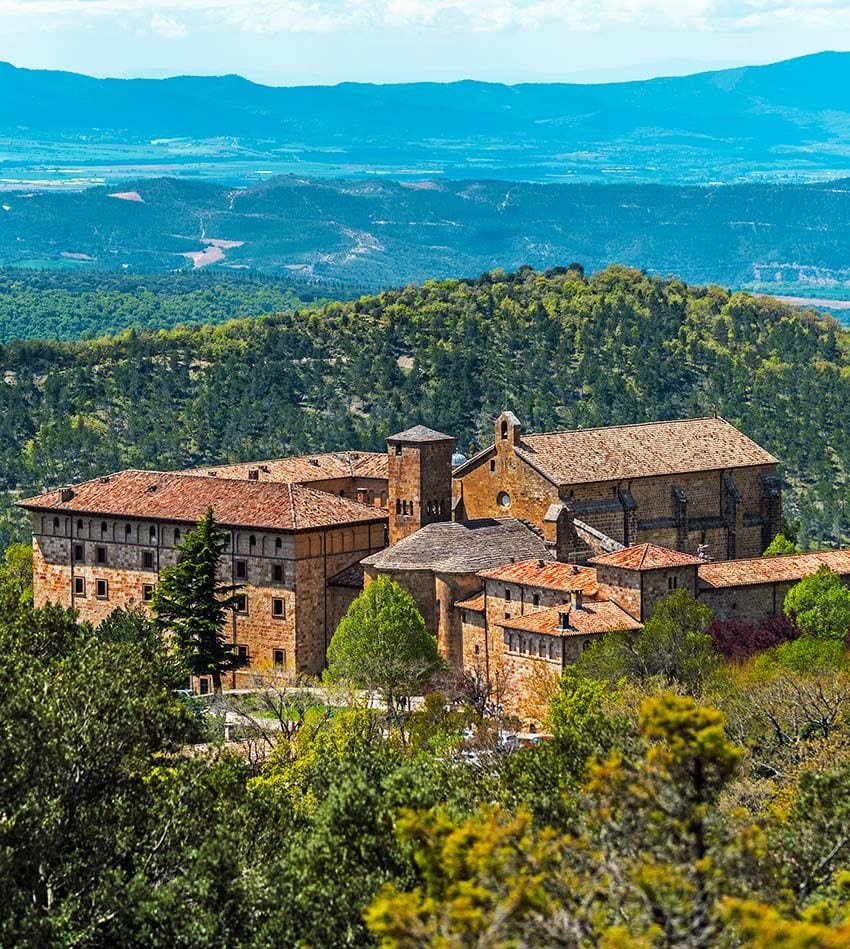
[237,644,249,661]
[73,543,85,563]
[272,563,284,583]
[490,459,496,473]
[142,550,154,570]
[272,598,286,619]
[273,648,286,668]
[532,593,540,607]
[235,560,247,580]
[142,584,154,603]
[504,588,511,601]
[474,643,480,655]
[199,678,210,695]
[234,594,248,614]
[96,579,108,599]
[73,576,85,596]
[95,546,107,565]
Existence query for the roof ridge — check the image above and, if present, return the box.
[522,416,725,440]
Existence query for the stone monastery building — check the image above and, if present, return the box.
[20,410,850,710]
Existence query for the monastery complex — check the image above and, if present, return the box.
[20,411,850,715]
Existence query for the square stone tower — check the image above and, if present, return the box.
[387,425,454,545]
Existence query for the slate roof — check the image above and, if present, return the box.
[591,544,704,571]
[19,470,388,532]
[510,417,776,486]
[498,601,642,637]
[188,451,388,483]
[479,559,599,596]
[328,563,366,589]
[387,425,454,443]
[698,549,850,589]
[361,517,551,574]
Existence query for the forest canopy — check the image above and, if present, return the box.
[1,264,848,549]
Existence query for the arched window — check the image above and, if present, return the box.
[501,419,508,439]
[396,499,402,515]
[249,534,257,548]
[125,523,132,536]
[100,521,108,534]
[174,528,181,544]
[53,517,60,532]
[77,518,84,532]
[149,525,157,541]
[275,537,282,549]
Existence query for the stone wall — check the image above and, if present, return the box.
[31,513,386,687]
[595,562,698,622]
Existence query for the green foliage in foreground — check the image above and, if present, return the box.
[2,265,850,554]
[784,566,850,640]
[326,576,445,713]
[5,554,850,946]
[763,532,800,557]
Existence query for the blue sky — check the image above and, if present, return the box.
[1,0,849,84]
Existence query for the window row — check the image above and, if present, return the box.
[504,631,561,660]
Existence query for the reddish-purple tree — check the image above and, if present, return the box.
[710,615,799,660]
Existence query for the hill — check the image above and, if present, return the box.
[5,175,850,301]
[5,52,850,186]
[0,266,847,550]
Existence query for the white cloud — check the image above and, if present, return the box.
[3,0,850,34]
[148,13,188,37]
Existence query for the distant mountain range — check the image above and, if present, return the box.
[4,174,850,296]
[5,52,850,186]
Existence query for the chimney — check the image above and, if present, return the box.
[558,609,571,629]
[59,487,74,503]
[248,468,260,481]
[573,589,584,609]
[537,558,545,569]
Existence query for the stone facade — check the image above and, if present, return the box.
[28,492,386,691]
[453,412,781,560]
[387,427,454,545]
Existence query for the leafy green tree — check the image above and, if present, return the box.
[326,576,445,714]
[0,543,32,605]
[152,507,245,693]
[579,588,718,692]
[763,532,799,557]
[783,567,850,640]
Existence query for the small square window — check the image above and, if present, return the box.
[96,579,108,599]
[142,550,154,570]
[272,598,285,618]
[234,594,248,614]
[96,546,107,566]
[273,648,286,668]
[237,644,249,661]
[73,544,85,563]
[142,584,154,602]
[73,576,85,596]
[272,563,284,583]
[235,560,247,580]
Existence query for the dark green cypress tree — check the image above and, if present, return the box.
[152,507,246,693]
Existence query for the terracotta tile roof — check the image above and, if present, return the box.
[479,559,599,596]
[698,549,850,589]
[188,451,388,484]
[591,544,704,571]
[19,470,388,533]
[361,517,551,574]
[498,601,642,637]
[456,592,486,613]
[515,417,777,486]
[388,425,454,443]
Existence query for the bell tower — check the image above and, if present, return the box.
[387,425,454,545]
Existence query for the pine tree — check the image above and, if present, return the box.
[152,507,245,693]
